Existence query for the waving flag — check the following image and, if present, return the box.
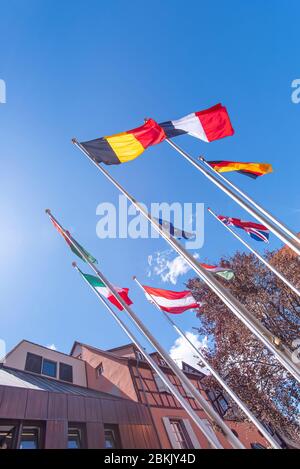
[207,160,272,179]
[83,273,132,311]
[160,104,234,142]
[143,285,200,314]
[155,217,195,240]
[50,218,98,264]
[199,263,234,280]
[218,215,270,243]
[81,119,165,165]
[80,104,234,165]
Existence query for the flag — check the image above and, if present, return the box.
[155,217,195,240]
[199,263,234,280]
[80,118,165,165]
[159,104,234,142]
[207,160,273,179]
[80,104,234,166]
[51,219,98,264]
[142,285,200,314]
[218,215,270,243]
[83,273,132,311]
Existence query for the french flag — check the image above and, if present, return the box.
[218,215,270,243]
[143,285,201,314]
[159,104,234,143]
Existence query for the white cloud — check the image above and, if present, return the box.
[148,250,199,285]
[46,343,56,351]
[169,332,210,375]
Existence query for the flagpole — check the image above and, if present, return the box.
[208,208,300,298]
[200,156,300,247]
[46,210,244,449]
[164,139,300,257]
[72,139,300,384]
[72,263,225,449]
[133,276,280,449]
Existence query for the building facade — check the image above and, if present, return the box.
[0,339,271,449]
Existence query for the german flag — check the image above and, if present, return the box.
[207,160,273,179]
[80,119,165,165]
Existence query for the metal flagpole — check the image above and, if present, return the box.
[133,275,281,449]
[45,209,244,449]
[72,139,300,384]
[208,208,300,298]
[164,138,300,257]
[200,156,300,247]
[72,263,225,449]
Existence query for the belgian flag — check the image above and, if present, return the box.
[81,118,165,165]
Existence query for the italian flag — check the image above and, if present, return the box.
[142,285,201,314]
[200,263,234,281]
[83,273,132,311]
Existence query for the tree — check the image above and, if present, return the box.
[187,246,300,442]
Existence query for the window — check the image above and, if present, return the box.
[25,353,42,374]
[19,427,40,449]
[217,395,229,413]
[261,423,287,448]
[0,421,43,449]
[104,425,121,449]
[96,363,104,377]
[153,373,170,393]
[42,359,57,378]
[0,424,17,449]
[251,442,266,449]
[25,353,58,379]
[159,359,168,367]
[135,351,146,361]
[207,389,229,416]
[169,420,192,449]
[59,363,73,383]
[182,382,194,398]
[68,426,84,449]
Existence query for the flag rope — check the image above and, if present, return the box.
[133,276,281,449]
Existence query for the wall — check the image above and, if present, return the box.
[0,384,160,449]
[80,346,138,401]
[131,361,269,449]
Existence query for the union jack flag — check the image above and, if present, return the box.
[218,215,269,243]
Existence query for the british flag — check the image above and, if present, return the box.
[218,215,269,243]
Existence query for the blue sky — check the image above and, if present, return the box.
[1,0,299,363]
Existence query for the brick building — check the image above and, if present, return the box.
[0,339,274,449]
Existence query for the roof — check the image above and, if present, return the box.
[70,342,131,364]
[0,366,125,400]
[4,339,83,363]
[106,343,136,353]
[70,340,137,357]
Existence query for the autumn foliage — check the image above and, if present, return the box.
[187,247,300,442]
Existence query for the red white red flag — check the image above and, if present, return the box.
[143,285,201,314]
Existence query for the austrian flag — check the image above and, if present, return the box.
[142,285,201,314]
